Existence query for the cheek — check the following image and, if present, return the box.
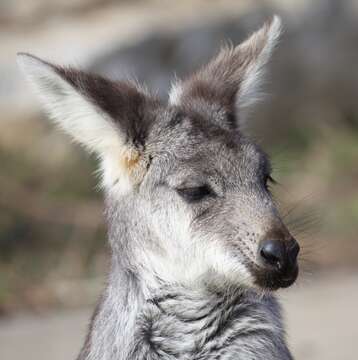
[192,207,252,256]
[191,203,230,243]
[149,190,193,248]
[190,218,255,285]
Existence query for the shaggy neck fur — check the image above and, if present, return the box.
[77,196,292,360]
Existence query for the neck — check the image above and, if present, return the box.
[78,196,291,360]
[79,259,288,360]
[78,259,144,360]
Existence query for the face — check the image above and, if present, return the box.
[19,17,295,291]
[142,110,300,291]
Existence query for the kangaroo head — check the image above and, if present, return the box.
[18,16,299,291]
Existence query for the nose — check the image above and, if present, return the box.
[259,238,299,270]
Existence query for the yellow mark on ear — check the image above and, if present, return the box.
[119,147,148,186]
[124,149,140,170]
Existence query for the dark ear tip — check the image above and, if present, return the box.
[17,52,40,62]
[17,51,31,57]
[16,52,54,75]
[17,52,38,72]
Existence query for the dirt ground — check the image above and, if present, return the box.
[0,271,356,360]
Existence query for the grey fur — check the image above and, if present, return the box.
[18,16,298,360]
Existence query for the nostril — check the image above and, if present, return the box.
[288,240,300,263]
[259,240,285,269]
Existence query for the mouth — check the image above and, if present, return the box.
[252,263,299,291]
[230,240,300,291]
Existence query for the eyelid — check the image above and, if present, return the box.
[176,184,214,202]
[176,182,206,190]
[176,184,212,193]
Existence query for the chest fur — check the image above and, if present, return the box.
[129,289,291,360]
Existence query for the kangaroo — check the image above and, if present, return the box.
[18,16,299,360]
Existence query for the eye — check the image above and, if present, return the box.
[176,185,213,202]
[264,175,276,191]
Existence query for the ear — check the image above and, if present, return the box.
[17,53,158,193]
[169,16,281,127]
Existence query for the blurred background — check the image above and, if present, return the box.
[0,0,357,359]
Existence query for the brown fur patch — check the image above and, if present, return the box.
[123,149,140,171]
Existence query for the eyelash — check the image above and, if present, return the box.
[176,185,213,202]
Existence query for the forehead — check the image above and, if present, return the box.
[153,108,270,179]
